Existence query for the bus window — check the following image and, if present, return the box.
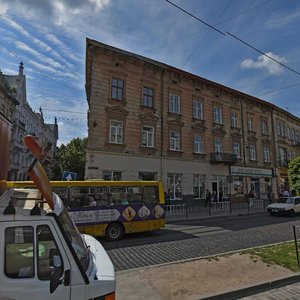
[127,187,142,204]
[70,187,89,207]
[92,187,109,206]
[52,187,69,207]
[143,186,159,204]
[109,187,126,205]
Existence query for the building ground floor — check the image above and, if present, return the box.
[85,151,282,204]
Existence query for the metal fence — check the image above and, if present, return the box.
[165,199,267,220]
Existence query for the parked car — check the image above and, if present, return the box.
[267,196,300,216]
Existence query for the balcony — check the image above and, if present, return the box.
[210,152,238,165]
[277,160,290,168]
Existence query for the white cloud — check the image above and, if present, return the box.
[266,10,300,29]
[240,52,287,75]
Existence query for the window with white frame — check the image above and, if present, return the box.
[261,120,268,135]
[194,135,203,153]
[263,146,270,162]
[248,116,254,131]
[193,175,205,199]
[277,121,286,137]
[109,120,123,144]
[169,94,180,114]
[213,106,222,124]
[170,130,180,151]
[215,138,222,153]
[231,111,238,128]
[279,147,286,164]
[249,144,256,161]
[232,142,241,158]
[143,87,154,107]
[167,173,182,200]
[142,126,154,147]
[103,170,121,180]
[193,100,203,119]
[111,78,124,100]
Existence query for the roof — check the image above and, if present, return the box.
[86,38,300,123]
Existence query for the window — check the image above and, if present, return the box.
[170,131,180,151]
[263,146,270,162]
[103,170,121,181]
[279,147,286,162]
[5,226,34,278]
[233,142,241,158]
[37,225,63,280]
[109,120,123,144]
[215,138,222,153]
[143,87,154,107]
[231,111,238,128]
[261,120,268,135]
[248,116,254,131]
[111,78,124,100]
[169,94,180,114]
[193,175,205,199]
[139,172,157,181]
[277,121,286,137]
[213,106,222,124]
[249,144,256,161]
[194,135,203,153]
[193,100,203,119]
[167,173,182,200]
[142,126,154,147]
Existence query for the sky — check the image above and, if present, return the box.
[0,0,300,146]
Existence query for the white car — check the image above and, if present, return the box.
[267,196,300,216]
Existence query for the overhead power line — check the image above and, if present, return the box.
[165,0,225,36]
[165,0,300,78]
[227,32,300,77]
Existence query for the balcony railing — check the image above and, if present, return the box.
[210,152,238,164]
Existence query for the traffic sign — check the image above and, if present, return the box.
[62,171,77,181]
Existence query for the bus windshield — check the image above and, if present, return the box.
[57,208,90,271]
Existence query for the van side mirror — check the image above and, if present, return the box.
[50,267,62,294]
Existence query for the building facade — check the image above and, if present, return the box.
[4,63,58,180]
[0,70,19,182]
[85,39,300,202]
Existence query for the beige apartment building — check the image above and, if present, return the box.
[85,38,300,202]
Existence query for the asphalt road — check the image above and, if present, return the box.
[99,214,300,271]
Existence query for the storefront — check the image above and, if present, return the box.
[231,166,274,201]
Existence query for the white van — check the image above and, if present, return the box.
[0,188,116,300]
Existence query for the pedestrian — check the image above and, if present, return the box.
[205,189,211,206]
[248,189,254,207]
[219,190,223,202]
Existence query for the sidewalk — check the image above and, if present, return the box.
[116,252,299,300]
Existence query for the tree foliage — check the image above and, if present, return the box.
[288,156,300,195]
[52,137,87,180]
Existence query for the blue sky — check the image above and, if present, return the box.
[1,0,300,145]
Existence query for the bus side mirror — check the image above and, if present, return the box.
[50,267,62,294]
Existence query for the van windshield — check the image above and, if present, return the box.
[57,208,90,272]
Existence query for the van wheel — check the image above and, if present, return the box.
[105,222,124,241]
[289,209,295,217]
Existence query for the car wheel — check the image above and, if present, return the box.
[105,222,124,241]
[289,209,295,217]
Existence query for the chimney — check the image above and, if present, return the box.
[19,61,24,76]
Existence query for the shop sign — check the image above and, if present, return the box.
[231,166,272,177]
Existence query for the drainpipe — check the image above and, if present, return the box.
[240,98,248,198]
[160,69,165,182]
[270,107,278,199]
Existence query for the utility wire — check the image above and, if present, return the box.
[183,0,233,67]
[227,31,300,76]
[165,0,225,36]
[165,0,300,77]
[257,82,300,97]
[36,108,86,115]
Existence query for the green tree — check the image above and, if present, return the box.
[288,156,300,195]
[52,137,87,180]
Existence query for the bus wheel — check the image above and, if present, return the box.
[105,222,124,241]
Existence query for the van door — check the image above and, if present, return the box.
[0,220,71,300]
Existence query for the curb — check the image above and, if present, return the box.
[201,274,300,300]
